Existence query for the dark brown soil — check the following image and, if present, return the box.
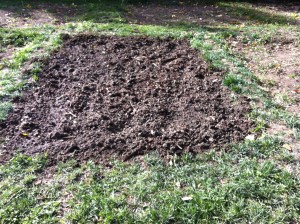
[0,35,253,165]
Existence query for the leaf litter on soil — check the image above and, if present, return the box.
[0,35,253,165]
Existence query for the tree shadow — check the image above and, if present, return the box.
[0,0,298,27]
[219,2,299,25]
[0,0,126,27]
[128,0,300,5]
[126,1,299,27]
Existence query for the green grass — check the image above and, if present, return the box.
[0,0,300,222]
[0,137,299,223]
[0,154,61,223]
[0,29,43,48]
[0,102,12,121]
[0,27,62,119]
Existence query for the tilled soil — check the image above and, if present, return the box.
[0,35,253,165]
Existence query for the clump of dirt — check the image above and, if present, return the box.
[0,35,252,165]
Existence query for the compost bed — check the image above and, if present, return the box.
[0,35,253,164]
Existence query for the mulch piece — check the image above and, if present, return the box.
[0,35,253,165]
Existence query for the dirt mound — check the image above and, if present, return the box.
[0,35,252,164]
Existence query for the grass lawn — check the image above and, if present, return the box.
[0,0,300,223]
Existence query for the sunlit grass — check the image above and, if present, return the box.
[1,135,299,223]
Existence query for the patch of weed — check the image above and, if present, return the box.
[0,102,12,121]
[0,155,61,223]
[0,28,43,48]
[65,141,298,223]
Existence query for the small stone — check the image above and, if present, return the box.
[163,142,170,148]
[245,135,255,141]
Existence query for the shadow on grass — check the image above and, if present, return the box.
[219,2,298,25]
[0,0,126,25]
[127,0,298,27]
[0,0,298,27]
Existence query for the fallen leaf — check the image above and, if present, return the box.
[182,196,193,201]
[275,63,281,69]
[245,134,255,141]
[282,144,292,151]
[35,180,42,185]
[20,133,29,137]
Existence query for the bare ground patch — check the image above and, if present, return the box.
[247,42,300,114]
[0,2,78,28]
[125,4,244,26]
[233,32,300,158]
[0,35,253,165]
[125,2,300,27]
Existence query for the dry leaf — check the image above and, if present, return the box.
[245,134,255,141]
[21,133,29,137]
[182,196,193,201]
[282,144,292,151]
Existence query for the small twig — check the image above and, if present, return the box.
[64,112,77,118]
